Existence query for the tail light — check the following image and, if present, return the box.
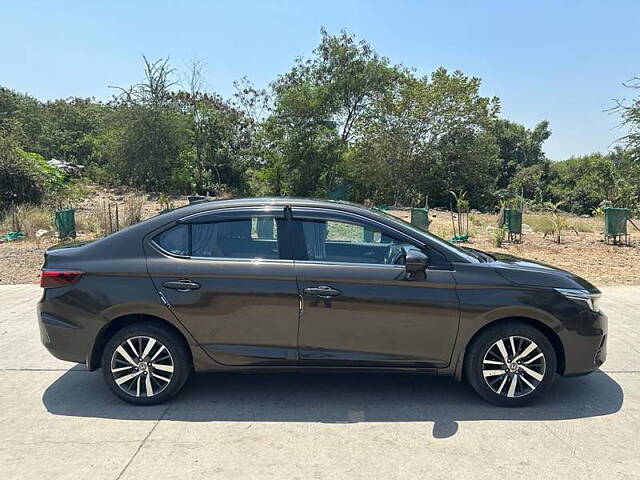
[40,270,84,288]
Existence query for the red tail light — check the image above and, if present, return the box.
[40,270,84,288]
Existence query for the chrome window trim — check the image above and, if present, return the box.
[293,259,406,269]
[188,256,293,264]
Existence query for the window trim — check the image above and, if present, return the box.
[178,206,285,224]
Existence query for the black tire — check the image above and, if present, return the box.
[464,321,557,407]
[101,321,191,405]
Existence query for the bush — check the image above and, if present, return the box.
[122,195,145,227]
[492,224,507,247]
[0,153,48,208]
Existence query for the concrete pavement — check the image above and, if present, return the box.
[1,284,639,479]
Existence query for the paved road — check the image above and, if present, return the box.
[1,284,639,479]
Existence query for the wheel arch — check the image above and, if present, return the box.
[453,316,566,380]
[87,313,193,371]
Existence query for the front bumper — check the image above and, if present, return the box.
[561,310,608,376]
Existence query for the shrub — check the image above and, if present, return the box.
[122,195,145,227]
[0,154,48,208]
[492,224,507,248]
[0,204,53,236]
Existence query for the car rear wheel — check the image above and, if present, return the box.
[101,322,191,405]
[464,322,557,407]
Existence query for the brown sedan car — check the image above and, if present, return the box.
[38,198,607,406]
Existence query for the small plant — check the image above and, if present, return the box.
[123,195,145,227]
[542,201,578,244]
[470,212,483,227]
[492,224,507,248]
[158,193,175,212]
[449,190,470,241]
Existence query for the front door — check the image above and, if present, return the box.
[145,208,300,366]
[290,208,460,368]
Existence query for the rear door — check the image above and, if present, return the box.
[290,207,460,368]
[145,207,300,366]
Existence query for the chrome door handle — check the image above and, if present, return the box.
[163,279,201,292]
[303,285,341,298]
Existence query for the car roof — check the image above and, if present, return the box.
[176,197,365,212]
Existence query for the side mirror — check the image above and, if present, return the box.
[405,250,428,274]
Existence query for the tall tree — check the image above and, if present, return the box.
[492,119,551,190]
[613,77,640,161]
[260,29,400,196]
[348,68,500,207]
[108,56,189,190]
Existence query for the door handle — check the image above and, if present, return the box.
[303,285,341,298]
[163,279,201,292]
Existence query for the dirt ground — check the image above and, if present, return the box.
[1,197,638,286]
[387,209,640,287]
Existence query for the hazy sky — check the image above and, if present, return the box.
[2,0,638,160]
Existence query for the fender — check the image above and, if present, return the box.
[443,304,566,379]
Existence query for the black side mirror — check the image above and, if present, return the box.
[405,250,428,274]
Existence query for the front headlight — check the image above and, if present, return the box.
[555,288,601,312]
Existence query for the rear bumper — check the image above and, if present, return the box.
[37,303,89,364]
[561,310,608,376]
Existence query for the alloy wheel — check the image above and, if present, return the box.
[482,335,546,398]
[110,335,174,398]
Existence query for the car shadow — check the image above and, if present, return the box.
[43,367,623,439]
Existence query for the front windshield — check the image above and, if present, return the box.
[367,207,480,263]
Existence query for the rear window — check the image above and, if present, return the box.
[154,224,189,255]
[153,217,281,259]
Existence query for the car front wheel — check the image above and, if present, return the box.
[465,322,557,407]
[101,322,191,405]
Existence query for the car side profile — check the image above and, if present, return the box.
[37,198,607,406]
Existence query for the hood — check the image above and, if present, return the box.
[490,252,599,292]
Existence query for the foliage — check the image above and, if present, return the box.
[122,195,145,227]
[1,30,639,218]
[540,201,579,244]
[158,193,176,212]
[347,68,500,207]
[0,119,64,209]
[492,224,507,248]
[547,151,638,215]
[493,119,551,191]
[450,190,470,238]
[612,77,640,161]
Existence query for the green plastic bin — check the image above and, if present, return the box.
[504,208,522,234]
[604,208,629,235]
[410,208,430,231]
[55,208,76,239]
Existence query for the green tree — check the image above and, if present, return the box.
[347,68,500,208]
[108,56,190,191]
[173,62,253,194]
[258,28,399,196]
[613,77,640,160]
[492,119,551,190]
[548,153,617,214]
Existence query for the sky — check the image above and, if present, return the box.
[2,0,639,160]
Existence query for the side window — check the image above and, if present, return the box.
[298,219,417,265]
[192,217,280,259]
[154,224,189,256]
